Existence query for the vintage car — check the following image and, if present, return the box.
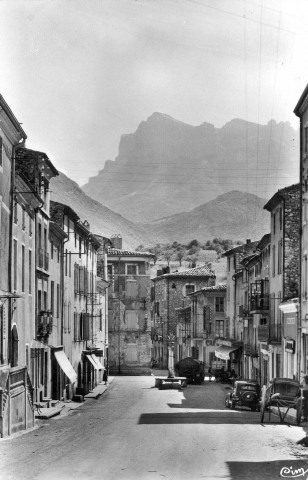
[225,380,261,410]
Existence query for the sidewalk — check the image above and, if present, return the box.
[35,377,114,420]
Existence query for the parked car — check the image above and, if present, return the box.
[225,380,261,411]
[175,358,205,384]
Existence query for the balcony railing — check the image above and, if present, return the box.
[249,293,269,312]
[269,323,282,342]
[37,311,53,337]
[239,305,250,317]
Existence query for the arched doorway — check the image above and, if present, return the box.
[11,325,18,367]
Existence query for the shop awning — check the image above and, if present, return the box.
[54,350,77,383]
[86,354,104,370]
[92,354,104,370]
[215,345,239,360]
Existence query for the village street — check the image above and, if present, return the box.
[1,376,308,480]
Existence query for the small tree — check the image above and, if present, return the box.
[175,248,186,266]
[163,249,173,266]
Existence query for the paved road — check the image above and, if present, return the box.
[1,377,308,480]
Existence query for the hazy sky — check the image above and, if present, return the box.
[1,0,308,186]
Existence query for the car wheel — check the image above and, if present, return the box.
[231,400,236,409]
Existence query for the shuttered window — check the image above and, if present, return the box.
[74,264,79,293]
[79,267,85,294]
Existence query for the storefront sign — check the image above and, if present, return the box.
[287,317,295,325]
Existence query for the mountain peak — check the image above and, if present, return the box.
[82,115,299,223]
[146,112,189,126]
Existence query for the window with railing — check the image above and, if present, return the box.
[249,279,269,311]
[37,311,53,337]
[215,320,224,337]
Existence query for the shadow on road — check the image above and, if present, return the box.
[138,411,273,424]
[226,460,308,479]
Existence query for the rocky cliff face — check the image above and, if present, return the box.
[82,113,299,222]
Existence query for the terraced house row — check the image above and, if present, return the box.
[0,95,110,437]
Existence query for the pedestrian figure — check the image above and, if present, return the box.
[208,366,212,382]
[303,375,308,421]
[103,369,108,385]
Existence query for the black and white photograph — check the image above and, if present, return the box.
[1,1,308,479]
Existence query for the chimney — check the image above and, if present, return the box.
[111,235,122,250]
[246,239,251,244]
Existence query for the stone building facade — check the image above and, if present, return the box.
[105,242,153,374]
[264,184,300,381]
[151,266,216,370]
[177,285,227,370]
[50,201,105,397]
[293,85,308,381]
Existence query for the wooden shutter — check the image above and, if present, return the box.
[79,266,85,294]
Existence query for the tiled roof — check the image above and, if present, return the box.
[107,248,154,258]
[191,284,226,295]
[264,184,300,212]
[154,265,215,279]
[201,284,226,291]
[257,233,271,251]
[222,241,259,258]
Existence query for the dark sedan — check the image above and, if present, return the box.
[225,380,261,411]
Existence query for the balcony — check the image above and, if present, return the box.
[249,279,269,312]
[249,293,269,312]
[191,330,207,340]
[37,311,53,337]
[269,323,282,343]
